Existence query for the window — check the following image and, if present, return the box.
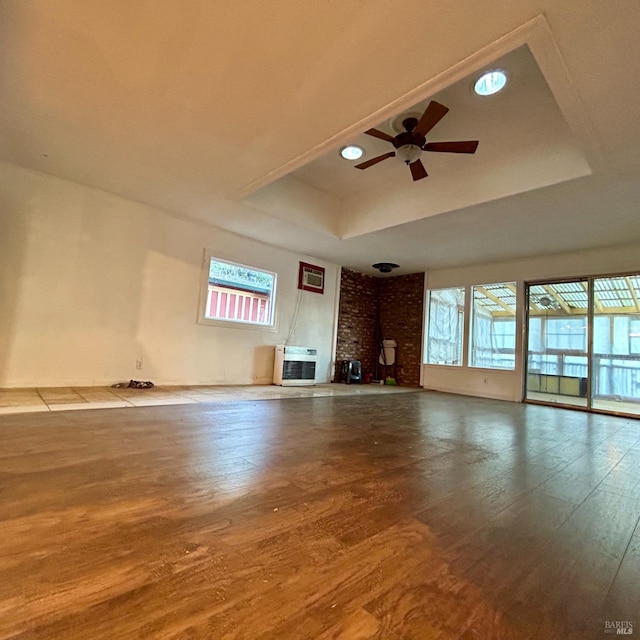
[469,282,516,370]
[200,255,276,328]
[631,319,640,355]
[425,287,465,365]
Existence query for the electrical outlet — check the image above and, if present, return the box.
[136,358,143,370]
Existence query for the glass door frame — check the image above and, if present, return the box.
[524,276,592,412]
[524,271,640,419]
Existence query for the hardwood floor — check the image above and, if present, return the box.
[1,391,638,639]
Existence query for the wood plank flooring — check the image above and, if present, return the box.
[0,391,638,639]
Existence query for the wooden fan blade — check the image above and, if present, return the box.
[364,128,395,143]
[409,159,428,181]
[423,140,479,154]
[415,101,449,136]
[355,151,395,170]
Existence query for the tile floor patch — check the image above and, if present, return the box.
[0,384,421,415]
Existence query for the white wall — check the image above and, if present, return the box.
[422,243,640,401]
[0,162,340,387]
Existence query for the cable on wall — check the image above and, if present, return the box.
[285,287,304,346]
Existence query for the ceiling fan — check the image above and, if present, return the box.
[355,100,478,181]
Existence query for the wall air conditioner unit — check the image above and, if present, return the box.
[273,345,317,386]
[298,262,325,294]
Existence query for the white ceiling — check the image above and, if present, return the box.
[1,1,639,276]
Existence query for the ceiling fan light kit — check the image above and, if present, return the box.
[396,143,422,164]
[355,101,479,181]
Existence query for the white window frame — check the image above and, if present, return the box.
[424,287,466,366]
[469,282,517,371]
[198,251,278,331]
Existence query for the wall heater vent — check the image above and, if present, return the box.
[273,345,317,386]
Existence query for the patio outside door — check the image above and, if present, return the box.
[591,275,640,417]
[525,280,589,409]
[526,274,640,417]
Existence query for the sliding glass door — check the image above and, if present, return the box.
[526,273,640,417]
[526,280,589,409]
[591,275,640,417]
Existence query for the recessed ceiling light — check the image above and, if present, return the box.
[340,145,364,161]
[474,69,508,96]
